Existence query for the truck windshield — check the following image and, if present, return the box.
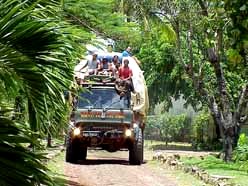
[77,88,129,109]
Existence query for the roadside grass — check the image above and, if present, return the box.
[41,137,65,148]
[182,155,248,186]
[145,140,192,151]
[47,152,66,186]
[148,160,211,186]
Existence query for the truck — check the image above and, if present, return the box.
[66,52,149,165]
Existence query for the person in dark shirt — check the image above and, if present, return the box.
[98,57,111,75]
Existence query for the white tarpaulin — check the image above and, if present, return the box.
[122,56,149,116]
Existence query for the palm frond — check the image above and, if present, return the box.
[0,113,53,186]
[0,0,74,132]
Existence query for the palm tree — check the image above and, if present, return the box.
[0,0,77,185]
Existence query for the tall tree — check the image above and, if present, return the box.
[132,0,248,160]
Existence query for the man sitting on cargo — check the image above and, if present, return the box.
[119,59,132,80]
[118,59,134,92]
[122,46,132,57]
[98,57,112,76]
[87,52,100,75]
[111,55,121,77]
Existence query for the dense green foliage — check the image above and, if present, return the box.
[0,0,80,184]
[0,0,247,184]
[233,134,248,162]
[146,113,186,144]
[146,106,219,150]
[191,110,220,150]
[0,115,52,185]
[128,0,248,160]
[137,27,187,109]
[63,0,141,50]
[0,0,142,184]
[135,0,247,109]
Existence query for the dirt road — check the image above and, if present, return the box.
[64,150,177,186]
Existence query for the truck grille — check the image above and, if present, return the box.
[77,122,128,132]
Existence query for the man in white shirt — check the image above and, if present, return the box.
[87,52,100,75]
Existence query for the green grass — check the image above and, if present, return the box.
[40,137,65,148]
[47,152,66,186]
[148,160,210,186]
[182,155,248,186]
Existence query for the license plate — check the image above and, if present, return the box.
[83,132,98,137]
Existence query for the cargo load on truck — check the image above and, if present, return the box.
[74,52,149,118]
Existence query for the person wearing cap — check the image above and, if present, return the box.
[87,52,100,75]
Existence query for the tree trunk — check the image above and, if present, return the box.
[224,127,234,161]
[207,28,234,160]
[13,96,24,120]
[174,20,185,67]
[47,133,52,148]
[233,84,248,147]
[211,113,223,139]
[28,98,38,150]
[165,139,168,147]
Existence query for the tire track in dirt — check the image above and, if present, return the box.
[64,150,177,186]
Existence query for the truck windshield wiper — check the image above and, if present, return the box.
[92,99,102,108]
[103,98,122,112]
[85,99,101,110]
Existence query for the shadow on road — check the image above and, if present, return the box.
[53,176,82,186]
[67,180,82,186]
[77,159,147,166]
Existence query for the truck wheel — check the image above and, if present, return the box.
[65,134,79,164]
[141,129,144,163]
[129,128,143,165]
[80,147,87,160]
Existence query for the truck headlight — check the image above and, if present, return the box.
[125,129,132,137]
[73,128,81,136]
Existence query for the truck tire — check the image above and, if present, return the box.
[141,129,144,163]
[129,128,143,165]
[65,134,79,164]
[81,147,87,160]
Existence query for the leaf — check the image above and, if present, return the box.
[240,5,246,11]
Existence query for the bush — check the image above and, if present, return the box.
[238,133,248,146]
[233,145,248,161]
[191,111,218,150]
[233,133,248,162]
